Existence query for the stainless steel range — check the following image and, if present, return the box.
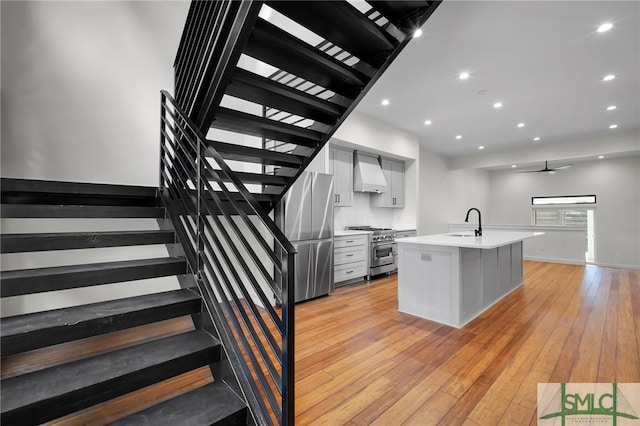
[346,226,397,277]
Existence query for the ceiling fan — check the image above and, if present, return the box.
[515,161,573,174]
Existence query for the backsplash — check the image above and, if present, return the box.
[333,192,393,231]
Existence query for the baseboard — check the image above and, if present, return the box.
[524,256,640,270]
[593,262,640,271]
[524,256,585,266]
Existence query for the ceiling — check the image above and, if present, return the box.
[353,1,640,167]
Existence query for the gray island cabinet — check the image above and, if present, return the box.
[396,231,543,328]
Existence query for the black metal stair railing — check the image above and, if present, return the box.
[162,1,442,424]
[174,0,263,132]
[159,90,295,426]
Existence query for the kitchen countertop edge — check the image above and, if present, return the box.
[397,231,543,250]
[334,230,373,237]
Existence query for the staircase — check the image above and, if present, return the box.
[1,1,441,424]
[174,0,441,211]
[0,178,248,425]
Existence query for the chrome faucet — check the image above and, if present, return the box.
[465,208,482,236]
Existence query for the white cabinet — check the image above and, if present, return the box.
[397,241,525,328]
[395,230,417,240]
[328,146,353,207]
[334,234,368,284]
[371,157,404,208]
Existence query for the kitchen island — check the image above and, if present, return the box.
[396,231,542,328]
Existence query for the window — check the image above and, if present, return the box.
[531,195,595,227]
[533,208,588,227]
[532,195,596,205]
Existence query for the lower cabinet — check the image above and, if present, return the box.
[334,234,368,285]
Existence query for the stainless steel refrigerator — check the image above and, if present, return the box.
[276,172,334,303]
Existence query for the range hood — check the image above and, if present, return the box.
[353,151,388,193]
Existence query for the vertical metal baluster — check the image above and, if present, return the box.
[197,136,204,282]
[282,251,296,425]
[159,92,167,189]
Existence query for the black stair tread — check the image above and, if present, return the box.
[245,18,369,98]
[212,107,323,148]
[213,170,287,186]
[209,191,275,203]
[109,381,247,426]
[226,68,345,124]
[206,140,305,168]
[0,204,166,218]
[207,171,287,185]
[1,257,187,297]
[266,1,397,68]
[0,288,201,356]
[367,0,438,32]
[180,188,276,204]
[1,230,176,253]
[0,330,220,425]
[0,178,157,199]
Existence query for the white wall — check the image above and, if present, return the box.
[488,155,640,269]
[1,1,189,186]
[417,147,490,235]
[1,1,189,316]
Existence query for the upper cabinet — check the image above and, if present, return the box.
[328,145,353,207]
[371,157,404,208]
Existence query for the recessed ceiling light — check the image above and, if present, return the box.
[609,124,618,129]
[455,135,462,140]
[597,23,613,33]
[478,146,485,150]
[511,165,517,168]
[413,29,423,38]
[606,105,617,111]
[603,74,616,82]
[381,99,390,106]
[533,137,541,141]
[517,123,525,128]
[493,102,503,109]
[459,71,470,80]
[598,155,605,159]
[424,120,432,125]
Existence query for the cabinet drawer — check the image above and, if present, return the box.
[334,234,367,248]
[335,245,366,265]
[396,230,417,239]
[334,261,367,283]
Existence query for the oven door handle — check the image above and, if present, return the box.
[372,242,395,250]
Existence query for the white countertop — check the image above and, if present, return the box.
[396,230,544,249]
[334,230,372,237]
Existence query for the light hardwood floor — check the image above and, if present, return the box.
[5,261,637,425]
[294,261,640,425]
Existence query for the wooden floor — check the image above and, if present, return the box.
[294,261,640,425]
